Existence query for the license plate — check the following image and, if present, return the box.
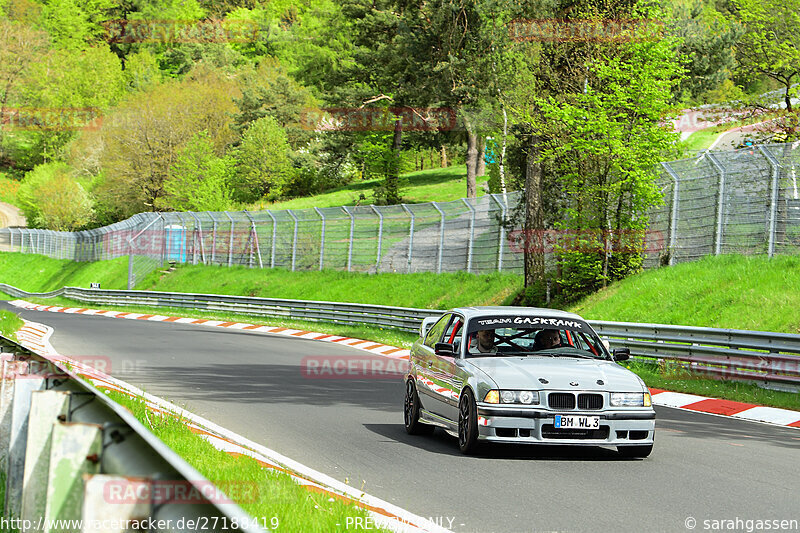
[554,415,600,429]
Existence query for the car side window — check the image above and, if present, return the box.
[424,314,452,348]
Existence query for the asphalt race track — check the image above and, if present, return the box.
[3,301,798,533]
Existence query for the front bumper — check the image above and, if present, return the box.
[476,405,655,445]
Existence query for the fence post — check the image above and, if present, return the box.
[314,207,325,270]
[401,204,414,273]
[287,209,299,271]
[706,152,726,255]
[266,210,277,268]
[371,206,384,273]
[431,202,445,274]
[490,194,507,271]
[223,211,234,267]
[758,145,781,257]
[243,210,263,269]
[208,213,218,264]
[187,212,200,265]
[343,206,354,272]
[461,198,476,273]
[661,161,681,266]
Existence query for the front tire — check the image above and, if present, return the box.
[617,444,653,458]
[458,389,479,454]
[404,379,434,435]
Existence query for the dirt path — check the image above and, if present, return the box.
[0,201,26,228]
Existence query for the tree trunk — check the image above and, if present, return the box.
[386,118,403,204]
[441,145,447,167]
[476,136,486,177]
[466,126,478,198]
[785,81,793,114]
[524,133,545,288]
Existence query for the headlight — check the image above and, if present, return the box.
[484,390,539,405]
[610,392,650,407]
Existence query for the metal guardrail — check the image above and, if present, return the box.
[4,283,800,387]
[0,333,263,532]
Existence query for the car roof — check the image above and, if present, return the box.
[445,306,586,321]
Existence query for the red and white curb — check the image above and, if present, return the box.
[648,388,800,428]
[8,300,411,362]
[9,299,800,430]
[11,318,449,533]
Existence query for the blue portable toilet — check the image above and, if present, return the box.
[164,224,187,263]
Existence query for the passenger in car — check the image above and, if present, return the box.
[534,329,563,350]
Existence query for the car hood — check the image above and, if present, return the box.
[466,356,644,392]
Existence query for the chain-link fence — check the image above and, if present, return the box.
[2,143,799,288]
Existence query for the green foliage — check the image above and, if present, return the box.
[89,67,238,220]
[121,49,162,92]
[159,131,235,212]
[352,131,407,205]
[17,162,93,230]
[233,116,294,202]
[0,309,24,341]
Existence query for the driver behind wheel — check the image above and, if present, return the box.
[469,329,498,355]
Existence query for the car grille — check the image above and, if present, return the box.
[578,393,603,410]
[542,425,610,440]
[548,393,576,409]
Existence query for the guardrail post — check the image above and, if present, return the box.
[706,152,726,255]
[287,209,299,271]
[21,391,70,522]
[431,202,445,274]
[5,375,45,518]
[45,422,103,524]
[243,210,263,269]
[314,207,326,270]
[82,475,152,526]
[490,194,507,271]
[224,211,234,267]
[266,210,277,268]
[343,206,354,271]
[661,162,681,266]
[371,206,384,273]
[758,145,781,257]
[401,204,414,273]
[461,199,476,273]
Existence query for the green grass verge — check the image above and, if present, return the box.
[627,360,800,411]
[137,264,520,309]
[569,254,800,334]
[0,309,23,341]
[0,253,130,292]
[0,251,522,309]
[254,165,487,211]
[104,390,390,533]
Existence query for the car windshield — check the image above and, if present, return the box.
[465,316,609,360]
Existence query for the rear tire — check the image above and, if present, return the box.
[458,389,479,454]
[404,379,434,435]
[617,444,653,458]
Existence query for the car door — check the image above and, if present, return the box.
[428,314,466,422]
[415,313,452,417]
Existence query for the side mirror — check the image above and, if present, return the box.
[420,317,438,339]
[613,348,631,362]
[434,342,455,357]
